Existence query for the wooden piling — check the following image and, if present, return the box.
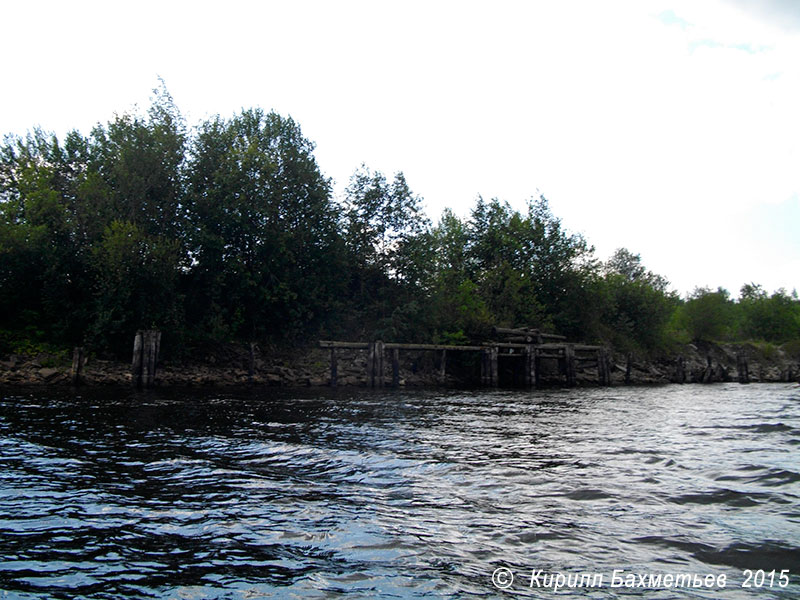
[132,330,161,388]
[701,355,714,383]
[564,344,576,386]
[330,348,338,387]
[674,356,686,384]
[625,353,632,385]
[392,348,400,387]
[367,342,375,387]
[375,340,384,388]
[736,352,750,383]
[490,346,499,386]
[248,342,256,383]
[439,349,447,384]
[597,348,611,386]
[131,331,143,388]
[524,345,536,387]
[367,340,385,388]
[71,347,84,386]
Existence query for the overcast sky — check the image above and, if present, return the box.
[3,0,798,297]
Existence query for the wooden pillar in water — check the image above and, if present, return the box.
[701,355,714,383]
[330,348,338,387]
[71,347,84,386]
[597,348,610,386]
[480,349,489,386]
[736,352,749,384]
[367,342,375,387]
[132,332,143,388]
[674,356,686,383]
[625,353,632,385]
[376,340,384,388]
[368,340,384,388]
[392,348,400,387]
[132,330,161,388]
[524,345,537,387]
[248,342,256,383]
[439,349,447,384]
[490,346,499,387]
[564,344,576,387]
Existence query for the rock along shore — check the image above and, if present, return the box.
[0,341,798,388]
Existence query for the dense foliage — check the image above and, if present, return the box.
[1,87,798,358]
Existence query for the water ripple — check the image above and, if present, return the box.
[0,383,798,598]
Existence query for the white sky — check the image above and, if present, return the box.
[3,0,798,297]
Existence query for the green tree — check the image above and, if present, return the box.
[679,287,736,341]
[341,165,431,339]
[601,248,677,351]
[185,108,344,344]
[739,284,800,342]
[90,220,184,354]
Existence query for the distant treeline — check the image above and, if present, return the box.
[1,86,798,359]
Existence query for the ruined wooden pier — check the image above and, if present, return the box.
[320,327,611,388]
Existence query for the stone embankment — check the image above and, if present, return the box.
[0,344,444,388]
[0,341,798,387]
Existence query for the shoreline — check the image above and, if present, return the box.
[1,341,797,388]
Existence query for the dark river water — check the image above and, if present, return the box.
[0,383,798,599]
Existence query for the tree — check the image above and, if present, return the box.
[680,287,736,341]
[185,108,344,344]
[739,284,800,342]
[601,248,677,351]
[340,165,431,339]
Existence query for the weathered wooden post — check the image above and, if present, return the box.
[375,340,384,388]
[597,348,610,386]
[674,356,686,383]
[71,347,84,385]
[392,348,400,387]
[248,342,256,383]
[132,330,161,388]
[490,346,499,387]
[439,349,447,384]
[367,342,375,387]
[524,345,536,387]
[701,355,714,383]
[330,348,338,387]
[480,349,489,386]
[132,331,143,388]
[564,344,577,387]
[625,353,632,385]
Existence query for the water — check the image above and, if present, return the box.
[0,383,798,599]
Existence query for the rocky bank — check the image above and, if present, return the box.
[0,340,798,388]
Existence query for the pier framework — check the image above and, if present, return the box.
[320,327,611,388]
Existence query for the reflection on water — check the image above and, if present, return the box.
[0,383,798,598]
